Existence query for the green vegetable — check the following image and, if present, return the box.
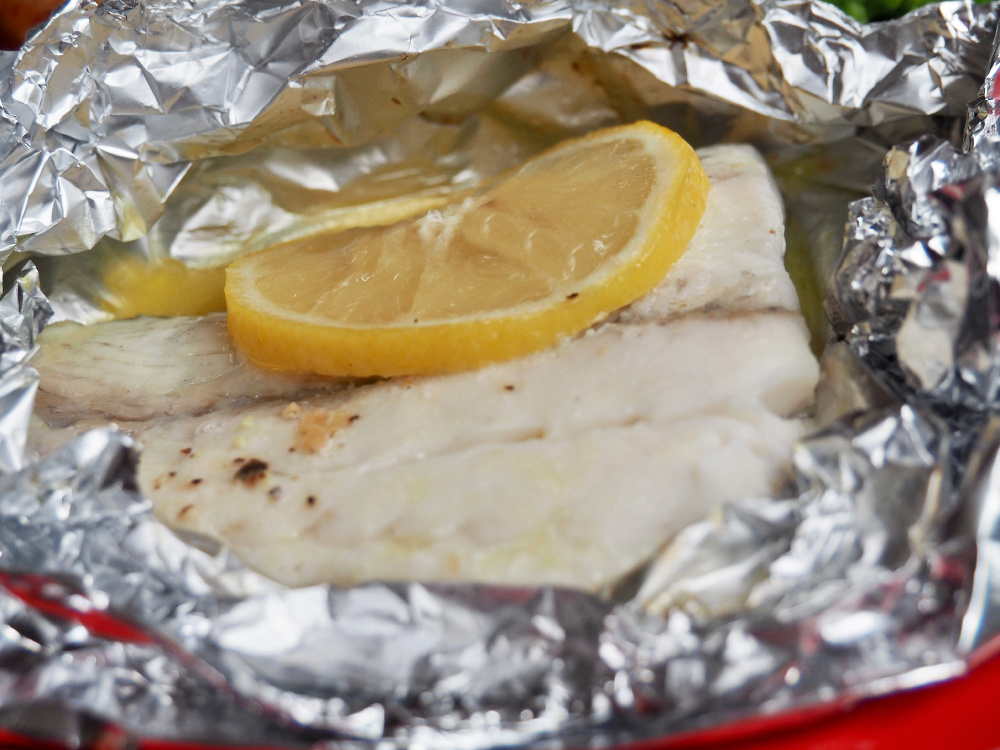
[826,0,988,23]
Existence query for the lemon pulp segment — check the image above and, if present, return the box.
[225,121,710,377]
[102,257,228,318]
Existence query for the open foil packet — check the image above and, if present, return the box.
[1,0,1000,746]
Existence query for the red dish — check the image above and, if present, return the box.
[0,651,997,750]
[639,651,1000,750]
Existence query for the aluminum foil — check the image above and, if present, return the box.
[0,262,50,473]
[0,400,974,747]
[0,0,994,321]
[1,0,1000,747]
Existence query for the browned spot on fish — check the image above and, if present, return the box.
[190,478,202,486]
[180,447,192,455]
[566,292,579,300]
[349,414,360,423]
[769,229,776,235]
[153,477,163,490]
[306,495,317,507]
[168,471,177,478]
[295,409,356,454]
[391,97,402,105]
[233,457,245,464]
[268,486,283,501]
[288,447,296,453]
[281,402,301,420]
[234,458,269,487]
[504,384,515,392]
[223,519,252,545]
[177,504,194,520]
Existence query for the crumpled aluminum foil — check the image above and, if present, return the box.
[0,396,974,747]
[2,0,1000,747]
[0,262,50,474]
[0,0,995,321]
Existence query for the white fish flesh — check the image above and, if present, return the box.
[28,311,349,456]
[28,144,820,592]
[32,312,346,426]
[137,313,815,590]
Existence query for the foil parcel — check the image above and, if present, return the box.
[0,0,998,745]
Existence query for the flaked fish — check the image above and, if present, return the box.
[28,144,820,592]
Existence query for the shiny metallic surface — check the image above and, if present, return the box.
[0,262,50,472]
[832,131,1000,414]
[0,0,998,746]
[0,410,970,746]
[0,0,994,311]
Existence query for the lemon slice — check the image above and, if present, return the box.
[225,121,709,377]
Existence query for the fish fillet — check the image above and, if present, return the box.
[28,144,820,592]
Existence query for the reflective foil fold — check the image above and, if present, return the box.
[0,262,50,473]
[0,403,973,747]
[1,0,1000,747]
[0,0,994,260]
[830,120,1000,413]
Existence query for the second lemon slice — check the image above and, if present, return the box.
[225,121,710,377]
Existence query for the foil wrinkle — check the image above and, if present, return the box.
[0,0,998,746]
